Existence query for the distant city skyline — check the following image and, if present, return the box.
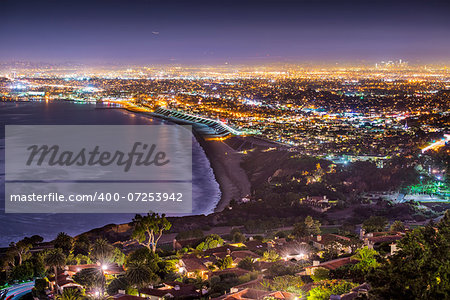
[1,0,449,64]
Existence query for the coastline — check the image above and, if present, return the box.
[195,134,251,212]
[120,104,251,213]
[0,99,248,215]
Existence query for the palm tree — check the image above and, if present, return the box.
[351,246,379,272]
[126,261,157,296]
[44,248,67,296]
[91,239,114,267]
[86,294,113,300]
[54,233,74,255]
[72,267,105,289]
[56,288,84,300]
[91,239,114,295]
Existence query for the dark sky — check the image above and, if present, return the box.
[1,0,449,64]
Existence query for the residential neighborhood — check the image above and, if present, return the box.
[2,211,448,299]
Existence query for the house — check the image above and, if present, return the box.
[312,234,353,254]
[172,238,203,251]
[301,196,334,212]
[273,237,287,245]
[65,263,125,276]
[389,242,399,255]
[177,256,209,280]
[364,234,403,249]
[29,243,54,253]
[230,276,265,293]
[230,250,260,263]
[303,257,356,276]
[49,271,83,294]
[203,245,239,256]
[66,264,99,275]
[214,288,296,300]
[212,267,250,278]
[139,282,201,300]
[244,240,268,252]
[254,260,276,272]
[213,250,260,265]
[306,196,328,203]
[273,241,311,261]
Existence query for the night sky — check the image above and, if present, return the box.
[1,0,449,64]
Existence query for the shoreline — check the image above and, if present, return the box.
[0,99,249,215]
[195,134,251,212]
[120,104,251,213]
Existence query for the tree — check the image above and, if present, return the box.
[367,211,450,299]
[311,267,330,282]
[3,249,17,269]
[8,241,32,266]
[86,294,112,300]
[209,274,240,296]
[91,239,114,266]
[196,234,224,251]
[66,253,92,265]
[175,229,204,240]
[237,257,256,271]
[216,256,233,270]
[56,288,84,300]
[31,252,46,278]
[293,221,307,237]
[54,233,74,255]
[132,213,172,252]
[44,249,66,295]
[308,280,355,300]
[56,289,85,300]
[33,278,49,299]
[268,275,304,296]
[73,235,91,256]
[106,276,129,296]
[22,235,44,246]
[267,261,301,277]
[293,216,321,237]
[34,278,49,293]
[322,241,342,261]
[232,232,246,243]
[125,247,160,275]
[10,261,34,281]
[262,250,280,262]
[112,248,126,267]
[305,216,321,235]
[351,247,379,273]
[73,267,105,289]
[390,220,405,232]
[362,216,387,232]
[126,261,159,296]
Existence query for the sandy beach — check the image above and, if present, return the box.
[122,104,251,213]
[196,135,251,212]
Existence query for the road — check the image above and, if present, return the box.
[2,282,34,300]
[421,134,450,153]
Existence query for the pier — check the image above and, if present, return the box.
[152,107,244,137]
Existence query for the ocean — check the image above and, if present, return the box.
[0,101,221,246]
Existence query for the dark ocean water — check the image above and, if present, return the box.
[0,101,221,246]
